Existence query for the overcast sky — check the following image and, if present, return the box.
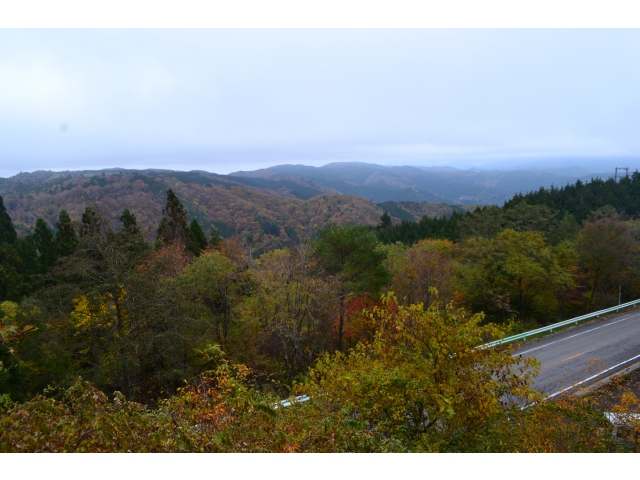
[1,29,640,177]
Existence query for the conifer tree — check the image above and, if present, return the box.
[378,211,392,230]
[33,218,56,267]
[0,242,23,302]
[54,210,78,257]
[0,195,17,245]
[186,218,208,256]
[314,223,391,351]
[14,235,39,282]
[119,209,147,256]
[0,196,31,301]
[120,209,141,236]
[79,205,101,238]
[157,189,188,245]
[209,228,222,247]
[156,218,168,244]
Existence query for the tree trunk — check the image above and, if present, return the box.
[338,296,345,352]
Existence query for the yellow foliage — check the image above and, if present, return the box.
[0,301,19,322]
[69,287,128,332]
[295,293,539,449]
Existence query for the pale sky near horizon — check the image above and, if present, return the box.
[2,28,640,178]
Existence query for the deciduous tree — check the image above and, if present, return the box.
[295,294,538,450]
[243,247,338,383]
[577,217,634,311]
[455,229,577,323]
[384,239,455,307]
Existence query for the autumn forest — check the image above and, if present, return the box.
[2,170,640,452]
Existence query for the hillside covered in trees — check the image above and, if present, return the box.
[0,169,466,254]
[1,173,640,452]
[376,173,640,321]
[229,161,609,205]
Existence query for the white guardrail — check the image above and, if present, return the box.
[480,298,640,349]
[273,395,310,409]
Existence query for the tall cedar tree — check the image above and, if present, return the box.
[378,211,393,229]
[314,223,391,351]
[0,196,26,302]
[377,211,464,246]
[119,209,148,256]
[0,195,17,245]
[0,243,24,302]
[33,218,56,268]
[79,205,101,238]
[157,189,189,245]
[504,173,640,223]
[186,218,208,256]
[14,235,39,290]
[54,210,78,257]
[120,209,141,236]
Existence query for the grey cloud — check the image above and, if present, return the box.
[1,29,640,177]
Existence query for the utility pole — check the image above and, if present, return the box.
[619,285,622,306]
[615,167,629,181]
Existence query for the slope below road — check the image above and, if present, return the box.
[514,309,640,398]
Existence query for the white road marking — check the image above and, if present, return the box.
[516,312,640,356]
[545,352,640,400]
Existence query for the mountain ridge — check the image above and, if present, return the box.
[229,161,612,205]
[0,168,467,253]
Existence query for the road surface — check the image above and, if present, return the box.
[513,308,640,398]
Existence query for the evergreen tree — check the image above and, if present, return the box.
[156,218,168,245]
[209,229,222,247]
[14,235,39,286]
[0,196,32,301]
[79,205,101,238]
[120,209,141,236]
[33,218,56,268]
[0,243,24,302]
[376,211,464,246]
[119,209,148,256]
[0,195,17,245]
[157,189,188,245]
[378,211,392,230]
[504,172,640,223]
[186,218,208,256]
[54,210,78,257]
[314,223,391,351]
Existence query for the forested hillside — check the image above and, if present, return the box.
[505,172,640,222]
[230,161,610,205]
[375,173,640,322]
[0,169,464,253]
[1,173,640,452]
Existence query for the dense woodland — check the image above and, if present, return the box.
[1,173,640,452]
[0,169,464,253]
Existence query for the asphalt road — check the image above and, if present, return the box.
[513,308,640,398]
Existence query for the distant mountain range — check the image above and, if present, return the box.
[229,162,613,205]
[0,162,616,251]
[0,167,466,252]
